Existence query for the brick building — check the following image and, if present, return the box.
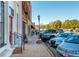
[22,1,36,37]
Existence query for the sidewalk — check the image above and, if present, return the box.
[11,35,54,57]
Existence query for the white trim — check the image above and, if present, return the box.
[0,45,7,53]
[3,48,15,57]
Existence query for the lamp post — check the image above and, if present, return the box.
[38,15,40,38]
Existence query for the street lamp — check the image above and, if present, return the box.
[38,15,40,38]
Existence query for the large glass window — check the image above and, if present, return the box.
[0,1,5,48]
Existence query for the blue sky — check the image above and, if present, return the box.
[32,1,79,25]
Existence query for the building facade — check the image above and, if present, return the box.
[0,1,22,57]
[22,1,35,37]
[0,1,37,57]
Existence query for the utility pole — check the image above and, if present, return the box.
[38,15,40,38]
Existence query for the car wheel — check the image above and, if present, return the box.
[50,35,55,38]
[53,43,57,48]
[42,38,46,42]
[49,36,52,40]
[50,41,55,47]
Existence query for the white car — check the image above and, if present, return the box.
[57,35,79,57]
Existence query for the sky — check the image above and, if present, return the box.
[32,1,79,25]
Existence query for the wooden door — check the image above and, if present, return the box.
[9,16,13,45]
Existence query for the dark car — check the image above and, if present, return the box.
[41,30,57,42]
[39,30,46,38]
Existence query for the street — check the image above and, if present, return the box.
[0,1,79,57]
[11,35,54,57]
[45,41,62,57]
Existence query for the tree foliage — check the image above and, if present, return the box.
[40,19,79,30]
[62,19,79,29]
[49,20,62,29]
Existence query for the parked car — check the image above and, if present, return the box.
[39,30,45,38]
[57,35,79,57]
[51,29,58,34]
[75,30,79,32]
[49,33,74,47]
[56,29,64,34]
[41,29,57,42]
[74,29,79,34]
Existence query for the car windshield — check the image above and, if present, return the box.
[51,30,57,33]
[43,30,52,33]
[65,35,79,44]
[58,33,68,37]
[58,33,74,37]
[56,29,63,33]
[40,30,45,33]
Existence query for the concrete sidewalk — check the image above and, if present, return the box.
[11,35,54,57]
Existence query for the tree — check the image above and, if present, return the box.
[40,19,79,30]
[62,20,71,29]
[62,19,79,29]
[40,24,49,30]
[49,20,62,29]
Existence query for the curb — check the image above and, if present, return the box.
[43,43,55,57]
